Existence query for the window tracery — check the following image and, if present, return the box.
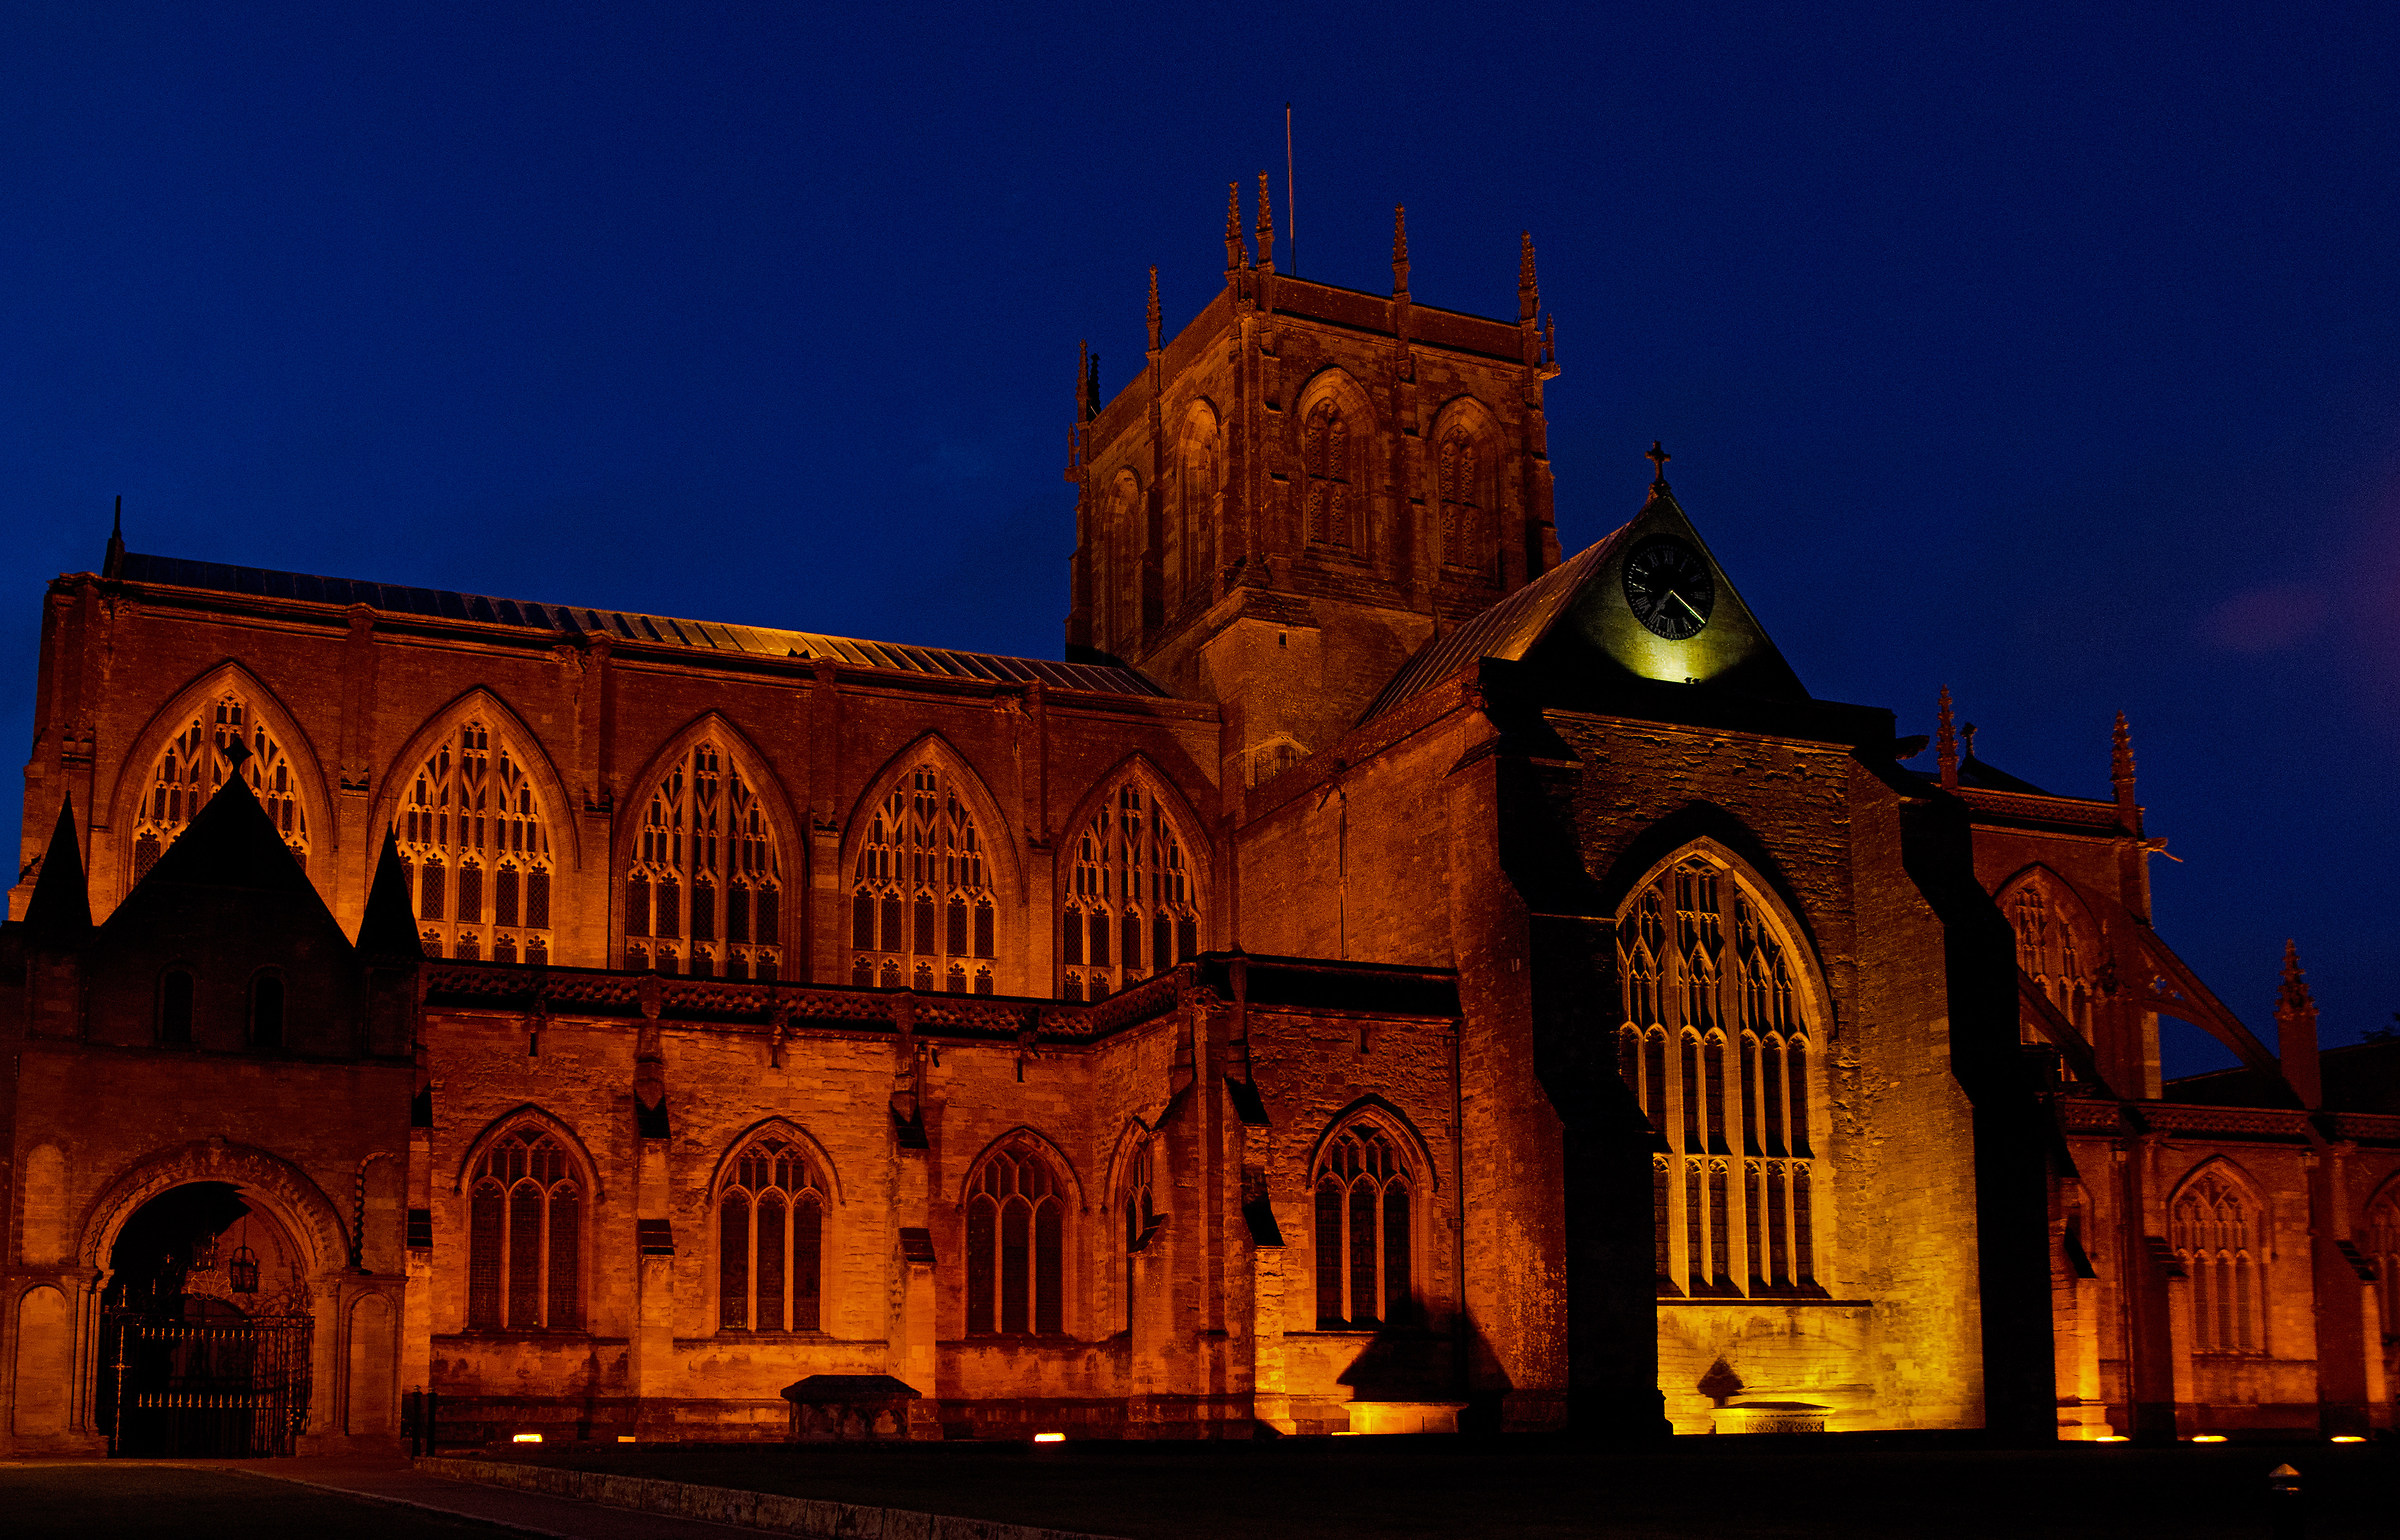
[1302,399,1356,552]
[1618,855,1821,1298]
[964,1140,1065,1336]
[467,1127,580,1331]
[1121,1138,1158,1332]
[717,1135,824,1333]
[626,741,782,979]
[2172,1172,2264,1354]
[1063,781,1198,1001]
[397,721,553,964]
[130,692,310,881]
[2009,880,2094,1036]
[852,763,994,993]
[1312,1123,1413,1329]
[1174,411,1221,604]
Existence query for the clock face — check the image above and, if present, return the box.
[1622,536,1715,640]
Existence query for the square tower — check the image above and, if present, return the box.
[1067,185,1562,789]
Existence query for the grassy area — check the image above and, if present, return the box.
[505,1434,2393,1540]
[0,1465,515,1540]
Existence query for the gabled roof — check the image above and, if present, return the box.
[130,771,323,901]
[1363,529,1629,722]
[114,551,1164,697]
[23,797,91,941]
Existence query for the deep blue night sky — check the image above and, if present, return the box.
[4,4,2393,1072]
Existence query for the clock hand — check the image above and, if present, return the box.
[1668,590,1706,624]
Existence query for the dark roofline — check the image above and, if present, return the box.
[104,551,1167,698]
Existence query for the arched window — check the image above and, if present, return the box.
[1312,1123,1413,1329]
[627,741,783,979]
[852,763,995,993]
[1620,852,1821,1297]
[466,1127,581,1331]
[1435,422,1494,573]
[1062,780,1199,1002]
[1121,1138,1158,1332]
[1302,398,1356,552]
[2367,1190,2400,1354]
[249,972,284,1051]
[2008,878,2095,1036]
[397,721,555,964]
[1175,409,1221,604]
[963,1139,1065,1336]
[158,968,194,1047]
[2172,1171,2263,1354]
[717,1135,825,1333]
[129,691,309,880]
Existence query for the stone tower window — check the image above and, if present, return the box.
[964,1140,1065,1336]
[851,764,994,993]
[467,1127,581,1332]
[1436,424,1494,573]
[1302,400,1356,552]
[398,722,554,965]
[2008,880,2094,1036]
[1062,781,1199,1002]
[1311,1123,1413,1330]
[2172,1171,2264,1354]
[1617,856,1822,1298]
[628,742,782,979]
[717,1135,825,1334]
[130,692,309,881]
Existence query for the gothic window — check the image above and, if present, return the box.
[1621,854,1821,1298]
[397,722,554,965]
[716,1135,825,1333]
[1302,399,1356,552]
[466,1127,581,1331]
[2172,1172,2264,1354]
[964,1139,1065,1336]
[129,691,309,881]
[852,763,994,993]
[628,742,783,979]
[1436,423,1493,572]
[1121,1139,1158,1332]
[1652,1157,1673,1291]
[1175,411,1221,603]
[1064,781,1199,1001]
[2008,880,2095,1036]
[2368,1191,2400,1355]
[1313,1122,1413,1330]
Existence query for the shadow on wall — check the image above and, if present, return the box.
[1335,1315,1514,1432]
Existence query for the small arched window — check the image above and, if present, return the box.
[467,1128,581,1331]
[249,973,284,1051]
[1312,1123,1413,1330]
[130,691,310,880]
[627,741,783,979]
[1435,421,1495,574]
[1062,780,1199,1002]
[2007,878,2096,1037]
[964,1140,1065,1336]
[2172,1171,2263,1354]
[396,721,554,964]
[159,969,194,1047]
[1175,409,1221,604]
[1302,399,1357,552]
[717,1135,825,1333]
[1121,1139,1158,1332]
[1621,853,1821,1298]
[852,763,995,993]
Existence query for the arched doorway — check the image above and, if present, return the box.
[99,1182,313,1457]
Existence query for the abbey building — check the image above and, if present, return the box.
[1,192,2391,1453]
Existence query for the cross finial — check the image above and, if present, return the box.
[1646,440,1671,488]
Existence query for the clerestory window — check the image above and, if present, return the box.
[626,742,783,979]
[851,764,994,994]
[1061,781,1198,1002]
[397,721,554,964]
[130,692,309,881]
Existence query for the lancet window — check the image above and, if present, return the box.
[2009,881,2093,1035]
[964,1140,1065,1336]
[396,722,553,963]
[851,764,995,994]
[1121,1139,1158,1332]
[1062,781,1198,1002]
[716,1135,825,1334]
[1174,412,1221,604]
[1618,855,1820,1298]
[467,1127,580,1331]
[2172,1172,2264,1354]
[1312,1123,1413,1330]
[130,692,310,881]
[1436,425,1492,571]
[626,742,783,979]
[1302,399,1356,551]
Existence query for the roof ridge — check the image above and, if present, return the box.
[1360,528,1629,723]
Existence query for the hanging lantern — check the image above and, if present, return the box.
[229,1244,260,1295]
[188,1234,218,1273]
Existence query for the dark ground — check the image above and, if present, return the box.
[506,1434,2395,1540]
[0,1465,514,1539]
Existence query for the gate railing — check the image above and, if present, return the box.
[106,1313,314,1458]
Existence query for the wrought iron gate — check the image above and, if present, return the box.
[106,1313,313,1457]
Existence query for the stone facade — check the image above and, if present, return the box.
[1,199,2389,1453]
